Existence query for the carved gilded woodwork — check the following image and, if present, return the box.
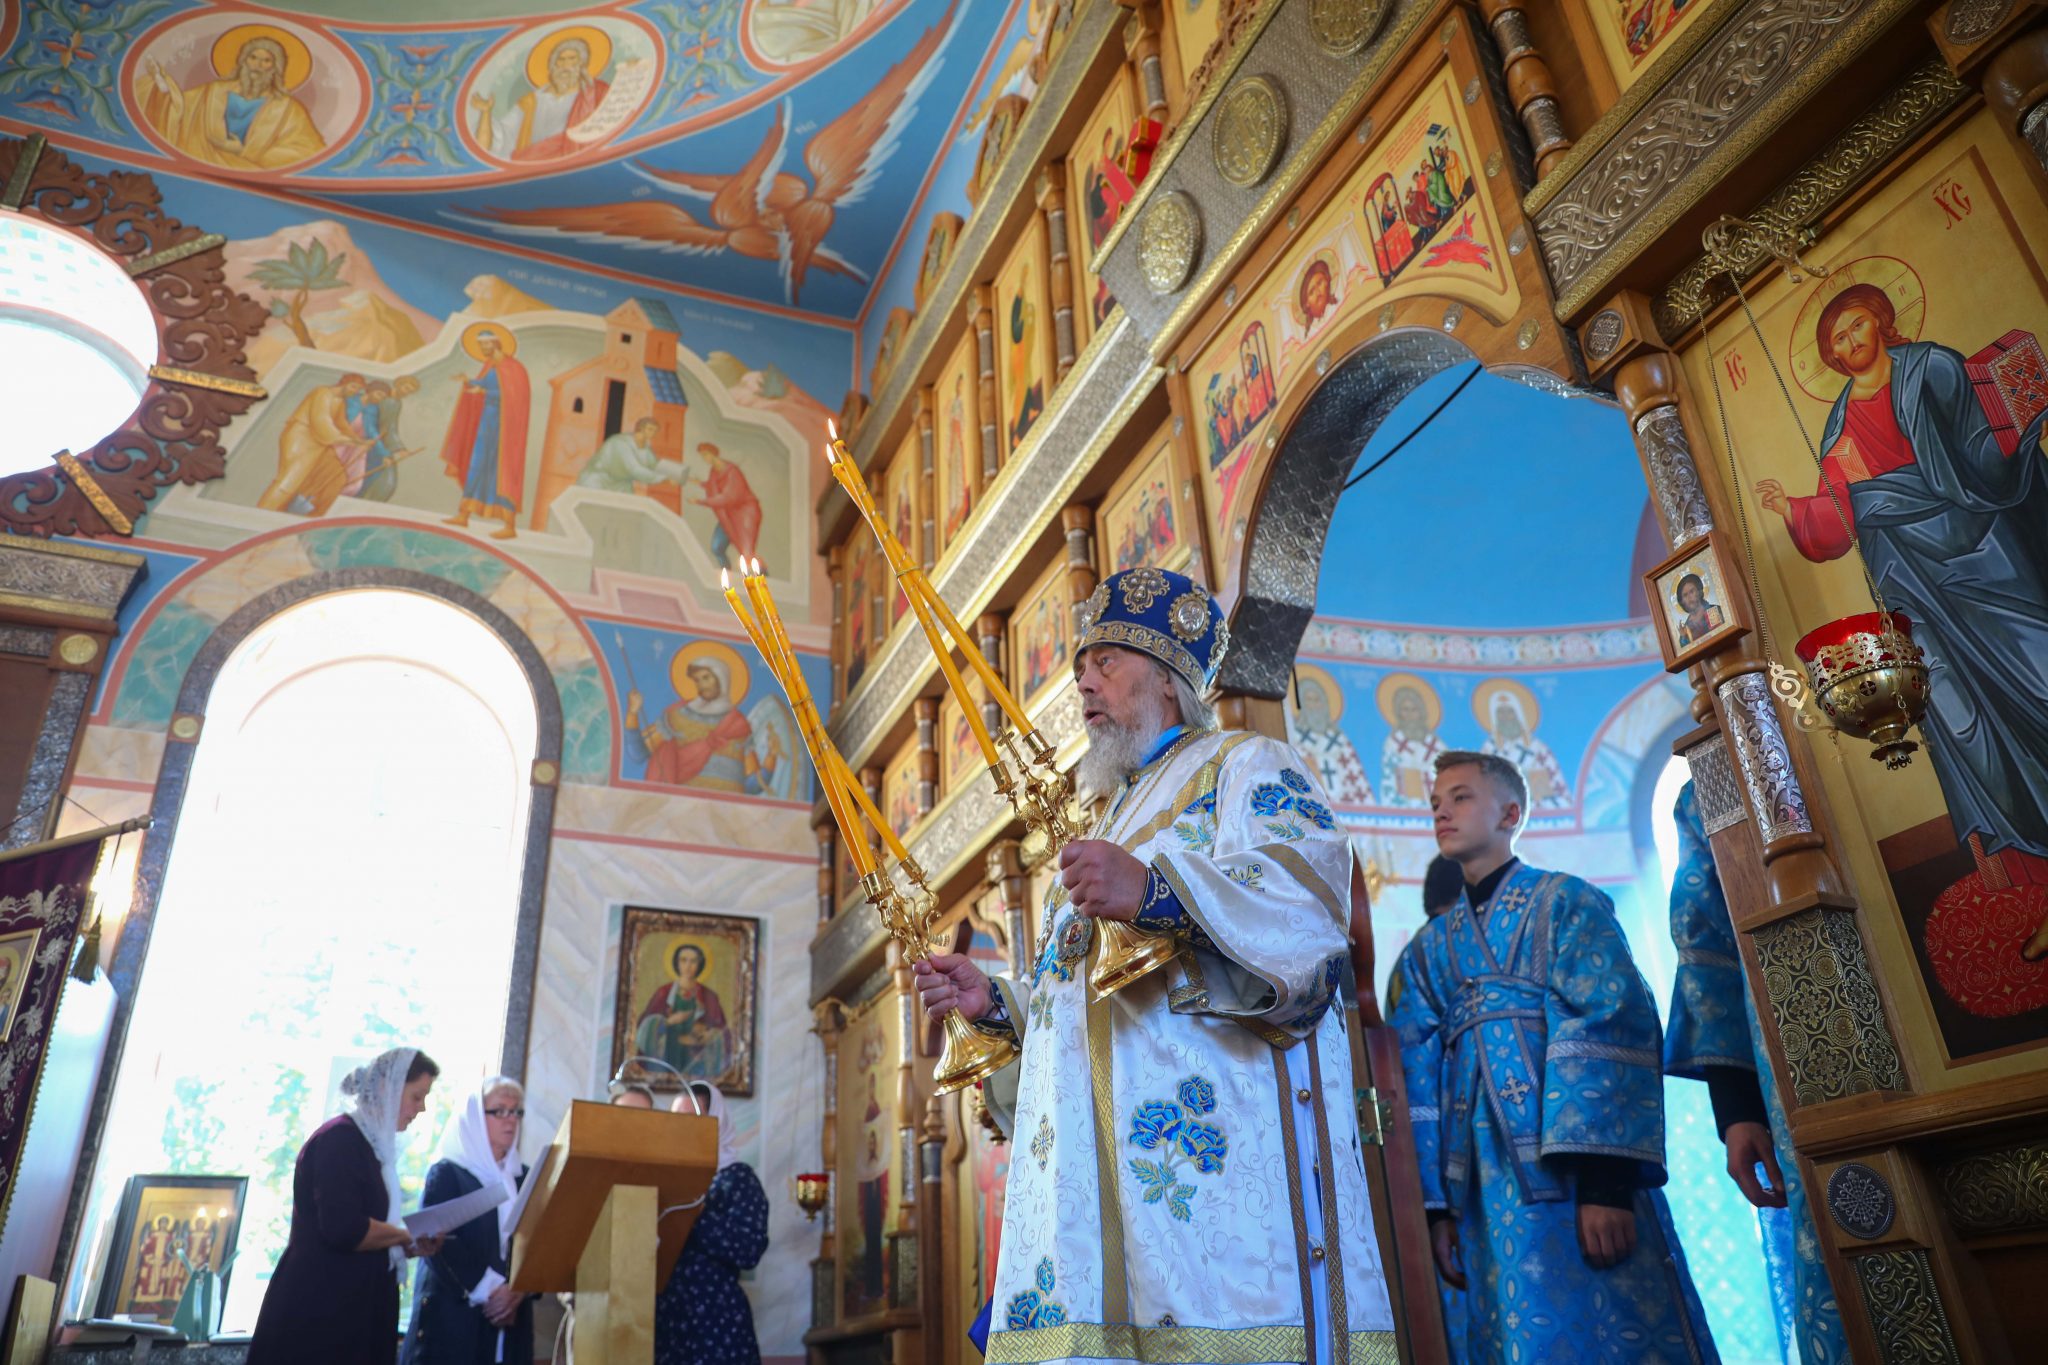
[1751,907,1906,1104]
[0,137,267,538]
[1528,0,1927,320]
[1653,58,1969,340]
[1851,1250,1964,1365]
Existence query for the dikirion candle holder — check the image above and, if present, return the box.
[823,424,1174,997]
[725,560,1018,1094]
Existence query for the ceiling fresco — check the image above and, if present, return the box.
[0,0,1016,319]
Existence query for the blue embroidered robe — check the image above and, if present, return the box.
[1389,862,1717,1365]
[1665,782,1847,1365]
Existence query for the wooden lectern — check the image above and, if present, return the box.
[509,1101,718,1365]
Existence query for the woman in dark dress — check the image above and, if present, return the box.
[247,1048,442,1365]
[654,1081,769,1365]
[402,1075,535,1365]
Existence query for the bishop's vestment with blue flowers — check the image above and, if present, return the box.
[980,727,1397,1365]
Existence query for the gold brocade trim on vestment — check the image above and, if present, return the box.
[984,1323,1400,1364]
[1308,1040,1350,1355]
[1271,1050,1318,1347]
[1088,946,1130,1326]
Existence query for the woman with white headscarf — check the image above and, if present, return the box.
[401,1076,536,1365]
[654,1080,769,1365]
[248,1047,443,1365]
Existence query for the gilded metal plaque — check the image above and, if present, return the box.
[1138,192,1202,295]
[57,633,99,666]
[1212,76,1288,189]
[1309,0,1390,56]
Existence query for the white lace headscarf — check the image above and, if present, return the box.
[342,1047,417,1275]
[675,1081,741,1172]
[439,1076,527,1258]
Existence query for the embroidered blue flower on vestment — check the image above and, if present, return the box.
[1125,1074,1229,1222]
[1250,782,1291,816]
[1005,1258,1068,1329]
[1281,768,1312,794]
[1225,862,1265,888]
[1129,1100,1185,1150]
[1179,1121,1227,1173]
[1295,797,1337,831]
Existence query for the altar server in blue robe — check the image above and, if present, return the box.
[1665,780,1847,1364]
[1389,751,1717,1364]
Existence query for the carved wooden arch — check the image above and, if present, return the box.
[1214,302,1598,698]
[0,134,267,538]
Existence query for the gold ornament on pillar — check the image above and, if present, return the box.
[1698,215,1931,768]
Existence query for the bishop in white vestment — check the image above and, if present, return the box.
[916,567,1398,1365]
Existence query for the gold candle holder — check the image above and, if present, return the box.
[865,867,1021,1094]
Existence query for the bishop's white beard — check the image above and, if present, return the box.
[1074,690,1172,806]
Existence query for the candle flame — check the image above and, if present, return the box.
[824,443,838,464]
[827,417,838,440]
[720,567,730,589]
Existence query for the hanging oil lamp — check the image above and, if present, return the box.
[1697,216,1930,767]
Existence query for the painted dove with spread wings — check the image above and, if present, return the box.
[449,1,960,307]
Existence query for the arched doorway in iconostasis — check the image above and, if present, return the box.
[1221,329,1792,1365]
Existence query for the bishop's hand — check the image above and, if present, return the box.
[1060,839,1148,923]
[914,953,992,1023]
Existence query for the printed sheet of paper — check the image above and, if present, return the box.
[403,1180,509,1238]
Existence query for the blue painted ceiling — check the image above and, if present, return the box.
[0,0,1012,321]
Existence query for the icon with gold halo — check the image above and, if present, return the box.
[1375,672,1444,809]
[1286,661,1375,804]
[466,18,658,164]
[135,16,341,172]
[1472,677,1573,811]
[619,635,799,800]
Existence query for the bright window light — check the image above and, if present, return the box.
[70,590,537,1332]
[0,209,159,475]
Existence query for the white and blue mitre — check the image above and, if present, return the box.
[1075,566,1231,693]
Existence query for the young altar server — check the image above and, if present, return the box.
[914,566,1396,1365]
[1389,751,1718,1364]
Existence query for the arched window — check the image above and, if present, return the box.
[69,589,538,1332]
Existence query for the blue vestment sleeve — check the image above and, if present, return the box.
[1387,934,1447,1211]
[1663,780,1756,1079]
[1540,880,1669,1184]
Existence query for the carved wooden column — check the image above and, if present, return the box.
[0,538,146,850]
[972,285,1002,481]
[1212,694,1285,736]
[1582,289,2006,1364]
[1938,3,2048,195]
[1061,505,1098,635]
[917,1083,949,1358]
[1122,1,1172,125]
[812,998,846,1331]
[815,819,837,922]
[828,543,849,705]
[887,941,923,1339]
[917,390,938,573]
[914,698,939,817]
[977,611,1008,738]
[1478,0,1573,179]
[1038,165,1079,381]
[987,838,1031,979]
[860,764,885,874]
